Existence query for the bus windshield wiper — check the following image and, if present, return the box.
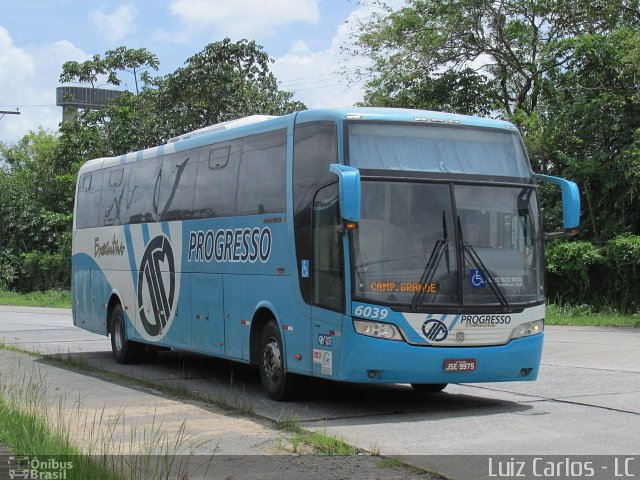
[410,240,448,312]
[459,216,509,307]
[411,211,450,312]
[462,242,509,306]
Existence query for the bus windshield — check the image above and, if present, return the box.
[348,123,531,178]
[351,181,544,308]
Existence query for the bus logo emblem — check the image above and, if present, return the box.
[422,319,449,342]
[137,235,175,337]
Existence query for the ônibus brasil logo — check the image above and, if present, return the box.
[137,235,175,337]
[422,318,449,342]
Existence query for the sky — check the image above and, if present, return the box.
[0,0,395,145]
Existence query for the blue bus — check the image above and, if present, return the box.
[72,108,580,400]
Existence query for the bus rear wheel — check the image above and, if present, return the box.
[258,319,295,401]
[110,304,142,364]
[411,383,447,393]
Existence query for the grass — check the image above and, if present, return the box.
[0,350,213,479]
[377,457,447,478]
[0,362,120,480]
[0,288,72,308]
[0,401,123,479]
[545,303,640,328]
[276,418,359,455]
[0,343,365,473]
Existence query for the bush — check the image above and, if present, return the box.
[546,234,640,313]
[545,240,603,303]
[600,235,640,312]
[0,251,20,289]
[12,250,71,293]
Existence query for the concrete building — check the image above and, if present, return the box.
[56,86,122,122]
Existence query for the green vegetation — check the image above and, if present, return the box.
[546,304,640,328]
[0,401,121,479]
[0,289,71,308]
[276,419,359,455]
[0,348,214,479]
[546,235,640,313]
[0,361,120,480]
[376,457,444,478]
[348,0,640,314]
[2,10,640,311]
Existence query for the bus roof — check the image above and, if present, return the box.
[78,107,517,176]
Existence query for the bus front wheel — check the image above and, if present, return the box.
[258,319,295,401]
[411,383,447,393]
[110,304,141,364]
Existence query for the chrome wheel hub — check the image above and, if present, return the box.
[262,339,282,383]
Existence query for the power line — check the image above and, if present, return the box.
[0,105,56,109]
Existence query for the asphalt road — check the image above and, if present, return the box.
[1,305,638,480]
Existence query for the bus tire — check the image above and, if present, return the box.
[110,304,141,364]
[411,383,447,393]
[258,319,296,401]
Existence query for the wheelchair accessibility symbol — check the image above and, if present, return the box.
[470,269,487,288]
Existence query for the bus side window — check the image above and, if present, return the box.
[101,167,128,226]
[158,152,198,221]
[312,183,344,312]
[236,129,287,216]
[209,146,230,169]
[125,159,161,224]
[76,170,103,229]
[194,140,240,219]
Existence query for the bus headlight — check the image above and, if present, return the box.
[510,320,544,340]
[353,319,404,341]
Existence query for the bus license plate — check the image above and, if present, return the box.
[444,359,476,372]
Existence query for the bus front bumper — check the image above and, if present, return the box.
[338,329,544,385]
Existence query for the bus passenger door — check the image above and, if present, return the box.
[190,273,225,355]
[311,183,345,379]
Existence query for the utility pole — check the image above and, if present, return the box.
[0,109,20,120]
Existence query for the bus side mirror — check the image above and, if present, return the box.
[535,174,580,237]
[330,164,361,223]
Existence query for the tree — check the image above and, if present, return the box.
[349,0,640,117]
[104,47,160,94]
[59,47,159,93]
[536,29,640,239]
[0,131,71,290]
[58,39,305,156]
[153,38,305,138]
[59,54,108,89]
[349,1,640,240]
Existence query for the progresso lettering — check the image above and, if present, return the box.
[188,227,272,263]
